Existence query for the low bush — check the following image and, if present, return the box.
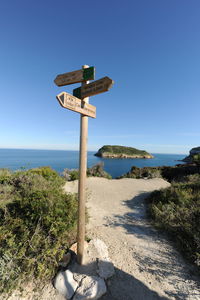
[192,153,200,165]
[63,163,112,181]
[161,164,200,182]
[120,164,200,182]
[147,174,200,269]
[87,163,112,179]
[0,167,78,294]
[62,168,79,181]
[119,166,162,179]
[0,169,12,184]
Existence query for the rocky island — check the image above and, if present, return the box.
[94,145,154,159]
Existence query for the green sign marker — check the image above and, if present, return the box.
[73,87,82,99]
[83,66,95,81]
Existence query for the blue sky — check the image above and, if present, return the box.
[0,0,199,154]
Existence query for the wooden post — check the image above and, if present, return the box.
[77,65,89,265]
[54,65,113,265]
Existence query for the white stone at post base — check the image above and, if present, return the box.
[73,275,106,300]
[54,269,78,299]
[88,239,115,280]
[97,259,115,279]
[89,239,109,260]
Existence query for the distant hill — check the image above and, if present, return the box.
[183,146,200,162]
[94,145,154,159]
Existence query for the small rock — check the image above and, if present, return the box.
[59,252,71,268]
[70,242,88,255]
[70,243,77,254]
[54,269,78,299]
[73,275,106,300]
[97,259,115,279]
[88,239,109,260]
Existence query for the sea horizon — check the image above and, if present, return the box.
[0,148,186,178]
[0,147,188,155]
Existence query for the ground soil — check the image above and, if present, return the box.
[65,177,200,300]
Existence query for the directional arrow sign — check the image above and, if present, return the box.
[54,67,95,86]
[73,76,114,99]
[56,92,96,118]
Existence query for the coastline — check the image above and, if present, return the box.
[94,153,154,159]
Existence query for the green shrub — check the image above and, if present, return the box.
[69,169,79,181]
[147,175,200,269]
[0,169,12,184]
[29,166,65,188]
[62,169,79,181]
[63,163,112,181]
[0,167,78,294]
[87,163,112,179]
[120,164,200,182]
[161,164,200,182]
[193,153,200,165]
[119,166,162,179]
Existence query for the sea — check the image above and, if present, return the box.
[0,149,186,178]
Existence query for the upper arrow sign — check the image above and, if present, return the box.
[56,92,96,118]
[73,76,114,99]
[54,66,95,87]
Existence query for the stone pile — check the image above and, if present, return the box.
[54,239,115,300]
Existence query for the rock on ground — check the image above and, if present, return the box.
[73,276,106,300]
[54,269,78,299]
[97,259,115,279]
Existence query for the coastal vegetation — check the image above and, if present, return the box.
[119,166,162,179]
[147,174,200,270]
[0,167,78,294]
[94,145,153,159]
[119,163,200,182]
[0,163,112,294]
[63,162,112,181]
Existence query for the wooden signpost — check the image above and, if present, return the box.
[56,92,96,118]
[54,67,95,86]
[54,66,113,265]
[73,76,114,99]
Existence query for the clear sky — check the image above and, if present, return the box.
[0,0,199,154]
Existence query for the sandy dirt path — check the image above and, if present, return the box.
[64,177,200,300]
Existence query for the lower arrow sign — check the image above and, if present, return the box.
[56,92,96,118]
